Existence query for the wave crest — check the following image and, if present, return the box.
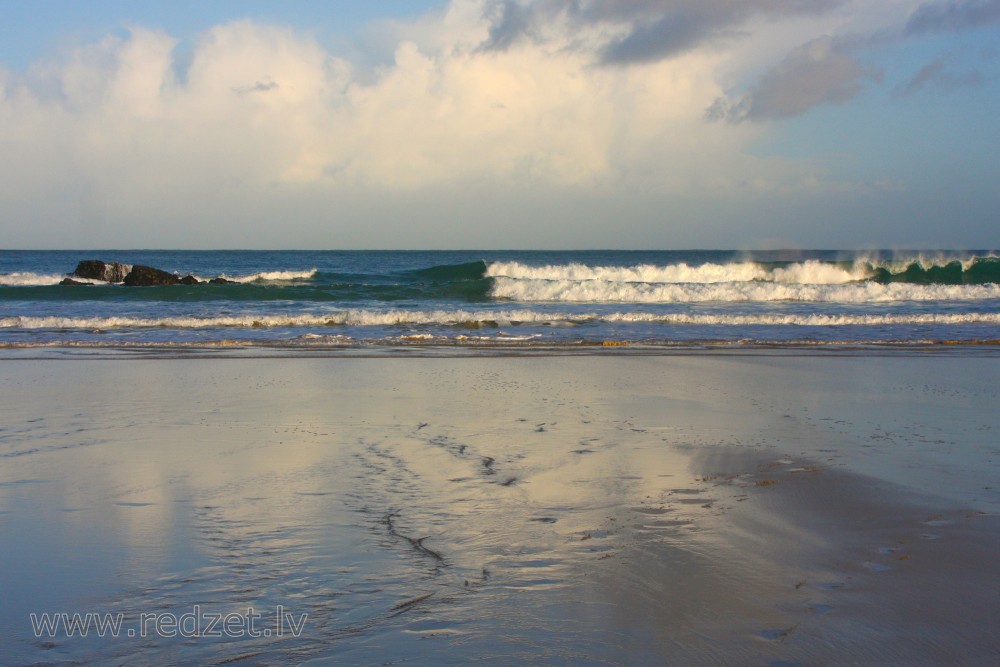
[487,261,770,283]
[0,272,74,286]
[486,260,868,285]
[4,310,999,330]
[489,277,1000,303]
[224,269,318,283]
[486,255,1000,290]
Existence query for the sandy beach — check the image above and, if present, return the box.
[1,351,997,665]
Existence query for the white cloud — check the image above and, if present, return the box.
[1,0,986,247]
[0,7,780,196]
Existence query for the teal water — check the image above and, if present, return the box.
[2,250,999,349]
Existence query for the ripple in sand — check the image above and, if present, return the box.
[402,619,465,636]
[0,478,52,487]
[510,558,562,569]
[632,505,673,515]
[819,581,848,590]
[650,518,693,527]
[862,561,892,572]
[759,624,799,640]
[923,518,953,527]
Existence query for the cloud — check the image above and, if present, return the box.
[481,0,535,51]
[600,10,727,65]
[707,35,881,122]
[0,10,793,224]
[704,0,1000,122]
[233,80,279,95]
[599,1,849,65]
[899,56,987,93]
[905,0,1000,35]
[479,0,847,65]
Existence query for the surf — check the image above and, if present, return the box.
[485,255,1000,287]
[5,310,999,330]
[489,277,1000,303]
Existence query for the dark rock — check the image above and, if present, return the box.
[73,260,131,283]
[72,260,105,280]
[123,265,183,286]
[69,260,231,287]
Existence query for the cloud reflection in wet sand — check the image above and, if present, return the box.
[0,355,997,665]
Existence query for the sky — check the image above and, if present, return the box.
[0,0,998,249]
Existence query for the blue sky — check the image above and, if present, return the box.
[0,0,997,249]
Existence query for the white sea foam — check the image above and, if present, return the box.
[486,260,872,284]
[489,277,1000,303]
[3,310,999,330]
[0,272,75,286]
[222,269,318,282]
[769,260,868,284]
[599,312,1000,325]
[486,261,770,283]
[486,256,999,287]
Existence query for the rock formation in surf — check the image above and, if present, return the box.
[122,265,185,286]
[61,259,237,286]
[72,260,132,283]
[59,259,244,287]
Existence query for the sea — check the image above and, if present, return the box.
[1,249,999,352]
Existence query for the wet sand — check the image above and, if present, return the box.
[0,353,997,665]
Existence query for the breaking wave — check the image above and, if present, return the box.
[490,278,1000,303]
[486,255,1000,287]
[0,272,74,286]
[3,252,998,350]
[217,269,318,282]
[4,310,999,330]
[486,260,866,284]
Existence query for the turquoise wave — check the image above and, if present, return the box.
[868,257,1000,285]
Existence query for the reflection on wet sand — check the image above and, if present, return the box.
[0,355,997,665]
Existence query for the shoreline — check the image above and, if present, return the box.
[2,340,1000,360]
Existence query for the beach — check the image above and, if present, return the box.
[1,351,997,665]
[3,0,998,661]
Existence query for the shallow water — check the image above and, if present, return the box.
[1,355,997,664]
